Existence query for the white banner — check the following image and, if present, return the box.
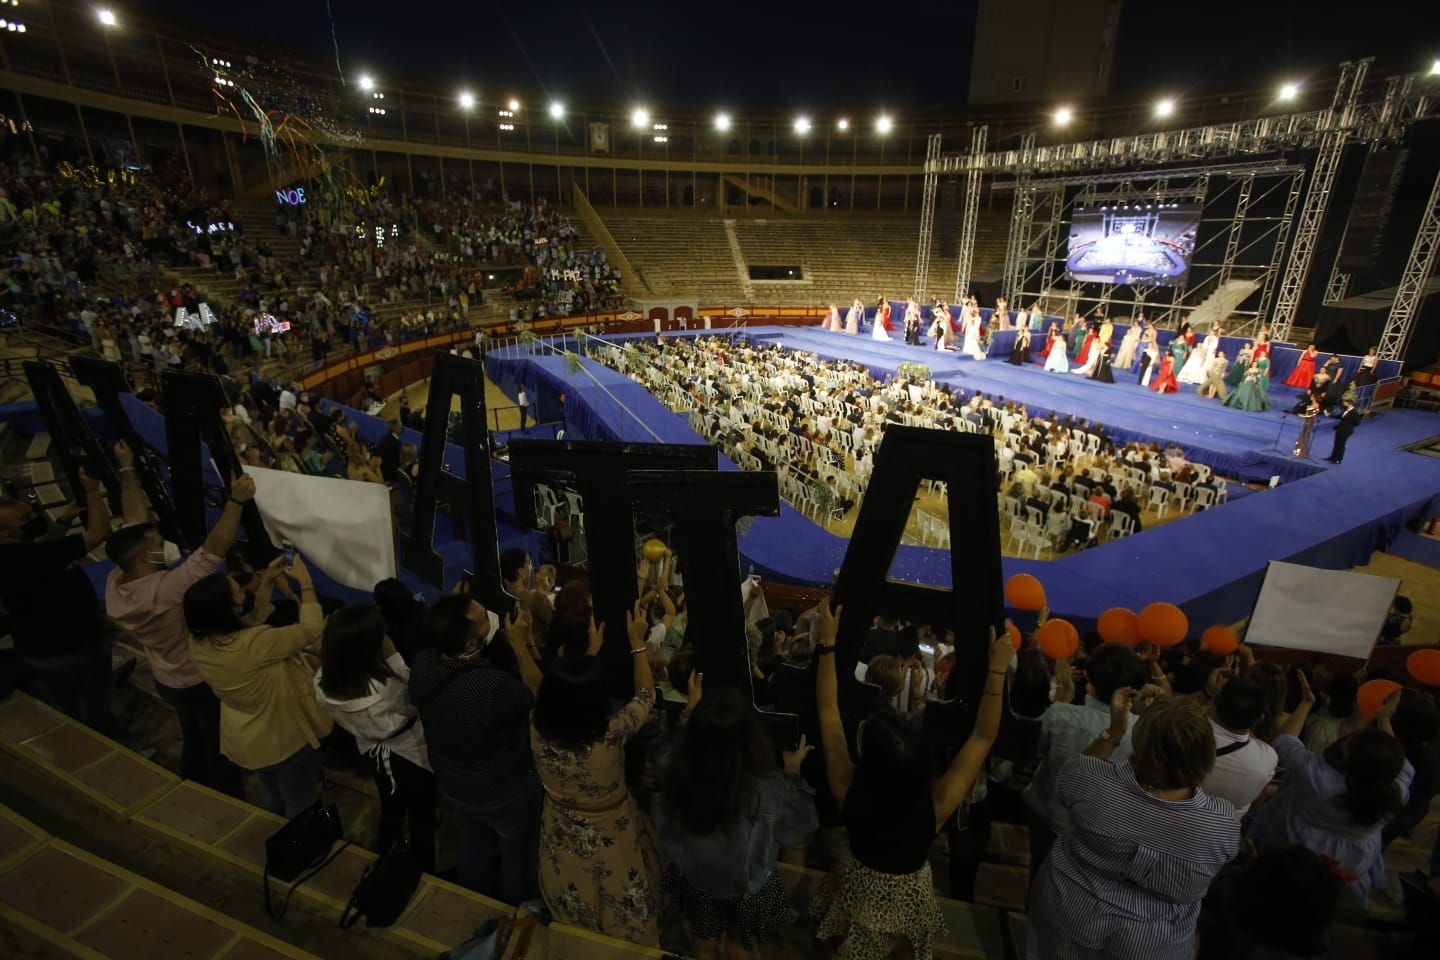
[1245,560,1399,660]
[244,467,396,591]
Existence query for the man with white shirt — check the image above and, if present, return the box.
[278,382,298,412]
[1202,676,1278,815]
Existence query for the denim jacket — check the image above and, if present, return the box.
[655,773,818,898]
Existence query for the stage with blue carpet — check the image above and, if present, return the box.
[486,328,1440,632]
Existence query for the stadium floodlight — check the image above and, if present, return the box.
[1053,106,1074,126]
[549,101,565,120]
[1154,98,1176,118]
[458,91,475,110]
[358,74,376,92]
[837,118,850,131]
[1278,81,1300,101]
[794,116,811,135]
[96,8,117,27]
[1431,58,1440,76]
[508,98,521,111]
[875,114,893,134]
[714,112,732,131]
[631,107,650,129]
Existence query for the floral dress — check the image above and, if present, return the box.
[531,687,662,946]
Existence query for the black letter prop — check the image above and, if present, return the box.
[402,352,500,599]
[161,370,273,561]
[69,356,184,545]
[507,439,715,691]
[831,426,1003,718]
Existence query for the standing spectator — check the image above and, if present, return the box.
[314,605,435,872]
[376,419,404,484]
[1027,695,1241,960]
[530,601,662,944]
[1247,676,1412,905]
[184,554,331,817]
[408,593,542,903]
[657,684,817,958]
[1201,676,1279,815]
[0,470,114,734]
[517,385,530,429]
[1023,642,1148,874]
[105,446,250,795]
[812,603,1012,960]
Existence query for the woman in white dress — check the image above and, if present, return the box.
[1140,339,1162,386]
[1177,325,1218,385]
[870,297,892,341]
[962,307,987,360]
[844,300,861,335]
[1113,323,1142,371]
[1043,329,1070,373]
[1071,340,1102,376]
[931,305,953,351]
[825,303,841,332]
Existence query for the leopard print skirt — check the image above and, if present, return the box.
[812,856,947,960]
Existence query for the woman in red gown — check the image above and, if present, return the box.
[1150,354,1180,394]
[1284,343,1319,388]
[1252,330,1272,362]
[1035,323,1060,360]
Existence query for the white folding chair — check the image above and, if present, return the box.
[1147,486,1171,518]
[1108,511,1135,540]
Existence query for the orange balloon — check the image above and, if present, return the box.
[1356,679,1402,719]
[1036,618,1080,660]
[1138,602,1189,648]
[1097,607,1141,646]
[1005,619,1023,652]
[1004,573,1047,611]
[1406,649,1440,687]
[1201,625,1240,657]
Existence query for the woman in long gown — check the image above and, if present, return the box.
[1177,330,1216,386]
[1075,323,1097,365]
[931,307,953,351]
[1008,325,1032,366]
[961,308,987,360]
[1256,355,1272,392]
[1224,362,1270,412]
[843,300,860,335]
[1113,324,1141,371]
[1252,330,1272,362]
[1225,343,1254,390]
[1090,343,1115,384]
[531,607,663,945]
[1035,323,1059,360]
[1044,329,1071,373]
[870,296,892,341]
[824,304,841,332]
[1071,339,1102,376]
[1284,343,1319,388]
[1150,353,1180,393]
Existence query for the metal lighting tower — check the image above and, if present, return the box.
[1268,59,1371,341]
[1376,165,1440,362]
[914,134,942,301]
[952,125,988,303]
[1000,133,1037,305]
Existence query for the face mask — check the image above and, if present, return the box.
[20,514,48,540]
[146,540,182,568]
[480,609,501,647]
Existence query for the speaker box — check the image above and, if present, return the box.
[1338,148,1408,271]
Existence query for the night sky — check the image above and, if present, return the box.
[130,0,1436,109]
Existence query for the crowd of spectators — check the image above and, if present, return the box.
[597,335,1218,553]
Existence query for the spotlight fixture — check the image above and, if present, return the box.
[548,101,564,120]
[1154,98,1176,118]
[1278,81,1300,101]
[794,116,811,135]
[631,107,650,129]
[458,91,475,110]
[1431,58,1440,76]
[1053,106,1074,126]
[358,74,375,92]
[837,118,850,131]
[714,112,732,132]
[96,8,117,27]
[508,98,521,111]
[875,114,893,135]
[499,123,515,131]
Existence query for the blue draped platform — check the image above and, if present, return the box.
[550,326,1440,630]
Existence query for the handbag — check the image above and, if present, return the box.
[340,840,423,929]
[263,801,346,919]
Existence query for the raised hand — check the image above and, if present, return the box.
[986,625,1012,671]
[586,613,605,656]
[783,733,814,775]
[1108,686,1136,733]
[816,599,841,642]
[624,598,650,652]
[230,473,257,503]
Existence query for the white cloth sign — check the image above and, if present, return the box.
[245,467,396,591]
[1245,560,1399,660]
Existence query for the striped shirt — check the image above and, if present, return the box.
[1027,756,1240,960]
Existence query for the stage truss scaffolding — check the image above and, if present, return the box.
[1377,165,1440,362]
[912,133,941,301]
[952,125,988,303]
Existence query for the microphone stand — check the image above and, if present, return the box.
[1270,412,1288,453]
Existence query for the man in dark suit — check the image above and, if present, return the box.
[1326,398,1360,464]
[376,418,404,483]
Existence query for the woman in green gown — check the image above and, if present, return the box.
[1255,355,1271,392]
[1225,343,1254,390]
[1224,361,1270,412]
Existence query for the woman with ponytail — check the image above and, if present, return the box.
[1249,673,1413,905]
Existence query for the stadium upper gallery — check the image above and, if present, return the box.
[3,2,1440,958]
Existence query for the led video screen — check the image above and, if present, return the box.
[1066,202,1199,286]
